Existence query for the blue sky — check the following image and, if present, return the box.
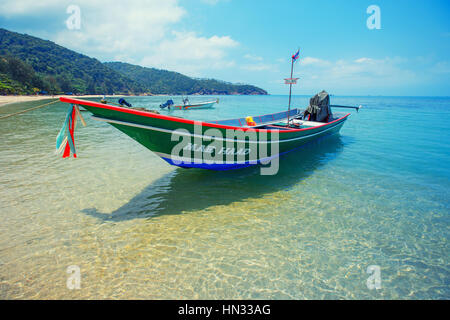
[0,0,449,95]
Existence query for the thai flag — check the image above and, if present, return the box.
[292,49,300,61]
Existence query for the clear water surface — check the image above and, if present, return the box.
[0,95,448,299]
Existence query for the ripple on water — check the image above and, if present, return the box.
[0,96,449,299]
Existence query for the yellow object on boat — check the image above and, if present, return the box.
[246,116,256,126]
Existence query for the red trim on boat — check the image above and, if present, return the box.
[267,125,296,129]
[59,97,350,133]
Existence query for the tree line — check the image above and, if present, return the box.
[0,28,267,96]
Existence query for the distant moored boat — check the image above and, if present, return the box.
[174,98,219,110]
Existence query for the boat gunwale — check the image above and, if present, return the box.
[91,113,346,144]
[59,97,350,133]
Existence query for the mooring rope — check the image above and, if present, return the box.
[0,99,59,120]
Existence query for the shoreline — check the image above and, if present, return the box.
[0,93,268,107]
[0,95,118,107]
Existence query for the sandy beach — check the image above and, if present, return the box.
[0,95,114,107]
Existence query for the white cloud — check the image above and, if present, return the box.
[52,0,185,58]
[300,57,330,66]
[241,64,273,72]
[0,0,62,15]
[140,31,238,76]
[354,57,373,64]
[244,54,263,61]
[275,56,430,94]
[331,57,415,81]
[241,55,280,72]
[0,0,240,77]
[431,61,450,74]
[241,53,281,72]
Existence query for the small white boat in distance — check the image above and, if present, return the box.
[174,98,219,110]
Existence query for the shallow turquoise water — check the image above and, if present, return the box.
[0,95,448,299]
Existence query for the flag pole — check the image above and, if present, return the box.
[287,56,294,126]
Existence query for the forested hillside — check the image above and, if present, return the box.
[105,62,268,95]
[0,28,267,96]
[0,28,144,95]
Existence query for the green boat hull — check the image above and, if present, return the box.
[60,97,349,170]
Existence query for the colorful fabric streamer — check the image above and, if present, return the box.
[56,104,86,158]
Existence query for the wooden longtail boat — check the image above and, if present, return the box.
[58,97,351,170]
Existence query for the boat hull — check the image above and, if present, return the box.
[174,101,216,110]
[155,120,346,170]
[60,97,349,170]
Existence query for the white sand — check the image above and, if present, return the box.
[0,95,114,107]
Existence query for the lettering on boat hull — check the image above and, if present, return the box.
[170,122,279,175]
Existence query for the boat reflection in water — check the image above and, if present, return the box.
[82,135,349,221]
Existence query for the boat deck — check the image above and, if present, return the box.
[212,110,348,130]
[213,109,301,127]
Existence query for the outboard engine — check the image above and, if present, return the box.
[160,99,174,109]
[303,90,332,122]
[118,98,132,108]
